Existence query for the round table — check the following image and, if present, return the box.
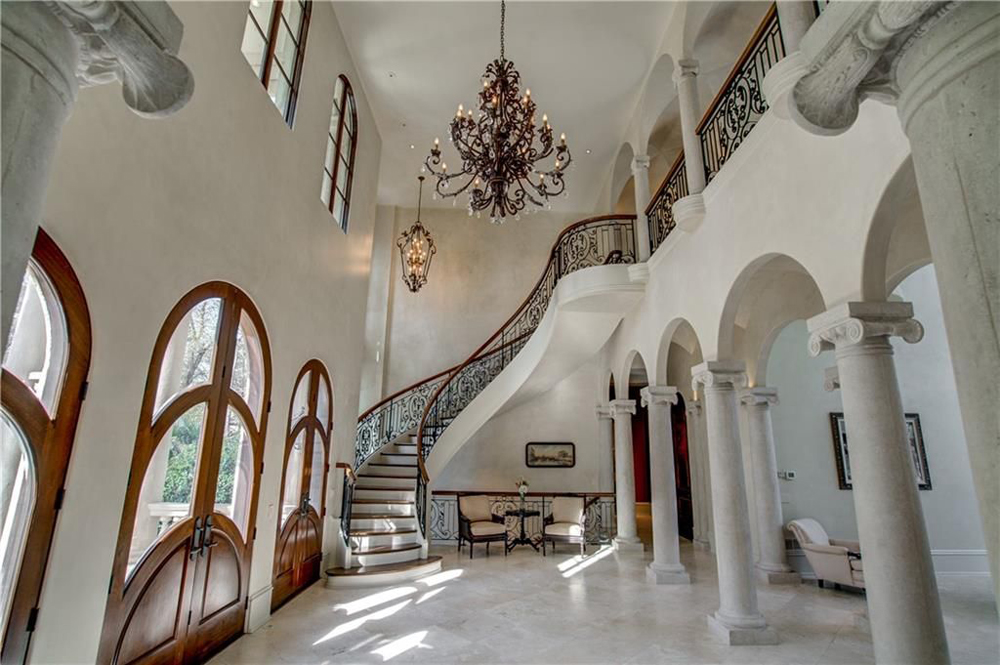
[504,507,540,552]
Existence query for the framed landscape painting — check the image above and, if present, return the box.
[830,412,931,490]
[525,442,575,468]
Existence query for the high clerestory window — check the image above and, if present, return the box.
[240,0,312,126]
[321,75,358,233]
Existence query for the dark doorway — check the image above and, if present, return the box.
[629,385,652,503]
[672,394,694,541]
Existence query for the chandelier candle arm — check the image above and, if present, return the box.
[424,0,571,223]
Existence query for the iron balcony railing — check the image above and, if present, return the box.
[696,4,785,185]
[645,151,689,254]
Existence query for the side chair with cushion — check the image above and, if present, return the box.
[542,496,591,556]
[458,494,507,559]
[787,518,864,590]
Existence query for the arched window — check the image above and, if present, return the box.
[100,283,272,664]
[272,359,332,610]
[321,75,358,232]
[240,0,312,125]
[1,230,91,664]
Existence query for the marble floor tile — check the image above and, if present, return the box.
[211,542,998,665]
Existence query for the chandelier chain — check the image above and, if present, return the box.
[500,0,505,61]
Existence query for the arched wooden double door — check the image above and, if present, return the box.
[272,360,331,610]
[100,283,271,665]
[1,230,91,664]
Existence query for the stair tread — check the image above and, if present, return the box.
[353,543,421,556]
[350,529,417,537]
[354,486,418,493]
[353,498,411,505]
[368,463,417,467]
[351,513,416,520]
[327,556,442,577]
[383,452,417,456]
[358,473,416,480]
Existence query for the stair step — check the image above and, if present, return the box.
[351,513,415,520]
[352,543,421,556]
[353,499,411,505]
[368,463,417,468]
[358,473,416,480]
[382,452,417,457]
[350,529,417,537]
[354,486,416,492]
[326,556,443,588]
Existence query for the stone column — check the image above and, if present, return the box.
[788,1,1000,600]
[692,362,776,645]
[687,399,712,550]
[596,404,615,493]
[610,399,642,550]
[808,302,949,664]
[775,1,816,52]
[631,155,652,261]
[740,387,799,585]
[641,386,690,584]
[671,59,707,231]
[1,1,193,343]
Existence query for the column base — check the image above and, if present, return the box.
[761,51,808,121]
[613,536,644,552]
[693,537,712,551]
[755,565,800,585]
[672,193,705,232]
[647,562,690,585]
[707,613,779,646]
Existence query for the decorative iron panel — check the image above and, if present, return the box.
[430,494,617,545]
[355,373,448,469]
[697,7,785,184]
[646,155,688,254]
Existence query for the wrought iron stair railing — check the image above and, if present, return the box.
[645,151,688,254]
[413,214,638,535]
[696,4,785,185]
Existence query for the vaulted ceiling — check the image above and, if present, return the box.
[334,1,675,213]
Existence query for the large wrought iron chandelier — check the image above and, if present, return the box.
[397,176,437,293]
[424,0,571,224]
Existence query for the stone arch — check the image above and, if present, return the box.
[610,142,636,213]
[862,156,933,301]
[619,349,650,394]
[639,54,678,151]
[655,318,705,393]
[717,253,826,386]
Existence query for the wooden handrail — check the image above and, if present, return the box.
[335,461,356,482]
[645,150,686,217]
[416,213,638,481]
[695,3,779,136]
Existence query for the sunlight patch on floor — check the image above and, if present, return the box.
[418,568,463,587]
[313,600,412,645]
[560,545,614,578]
[371,630,430,661]
[415,587,447,604]
[334,586,417,616]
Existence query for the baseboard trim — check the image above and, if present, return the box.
[246,585,273,633]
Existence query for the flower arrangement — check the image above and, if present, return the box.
[515,477,529,502]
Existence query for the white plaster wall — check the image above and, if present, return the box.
[434,361,607,493]
[27,2,381,661]
[768,267,987,575]
[359,205,396,409]
[380,206,585,396]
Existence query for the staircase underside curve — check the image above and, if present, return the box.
[425,263,646,479]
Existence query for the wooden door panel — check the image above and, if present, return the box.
[197,527,243,623]
[117,542,191,665]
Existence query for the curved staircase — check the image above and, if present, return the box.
[328,214,643,587]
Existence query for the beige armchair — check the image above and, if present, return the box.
[787,518,864,590]
[542,496,590,556]
[458,495,507,559]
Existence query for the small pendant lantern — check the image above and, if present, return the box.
[397,176,436,293]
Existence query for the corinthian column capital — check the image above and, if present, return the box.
[672,58,699,85]
[691,361,747,393]
[640,385,679,408]
[807,302,924,357]
[609,399,637,419]
[46,0,194,117]
[740,387,779,407]
[789,1,959,135]
[596,403,613,420]
[631,154,650,175]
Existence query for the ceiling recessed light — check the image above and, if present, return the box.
[585,149,591,154]
[410,144,415,150]
[388,71,396,78]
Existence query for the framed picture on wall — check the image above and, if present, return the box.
[525,442,575,468]
[829,412,931,490]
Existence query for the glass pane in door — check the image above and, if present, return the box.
[307,431,326,514]
[281,430,305,523]
[153,298,222,414]
[214,408,255,539]
[289,371,311,427]
[231,310,265,423]
[129,403,207,577]
[0,411,36,642]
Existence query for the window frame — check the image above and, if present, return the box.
[324,75,359,232]
[245,0,313,126]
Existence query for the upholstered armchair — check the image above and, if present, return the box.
[542,496,591,556]
[458,495,507,559]
[787,518,864,590]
